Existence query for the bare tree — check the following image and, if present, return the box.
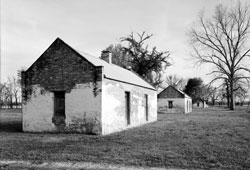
[6,76,21,108]
[165,74,186,90]
[211,87,220,106]
[0,83,5,108]
[234,80,249,105]
[1,84,12,108]
[189,1,250,110]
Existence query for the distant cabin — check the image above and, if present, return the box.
[157,86,192,113]
[193,100,208,109]
[21,38,157,135]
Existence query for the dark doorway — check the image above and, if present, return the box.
[125,91,130,125]
[145,94,148,121]
[52,91,66,129]
[54,91,65,117]
[168,101,173,109]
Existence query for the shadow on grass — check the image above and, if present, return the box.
[0,110,23,132]
[0,122,23,132]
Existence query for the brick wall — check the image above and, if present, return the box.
[22,38,102,101]
[158,86,184,98]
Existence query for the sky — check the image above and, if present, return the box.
[0,0,243,84]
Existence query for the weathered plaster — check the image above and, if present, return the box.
[193,101,208,108]
[22,85,55,132]
[184,97,192,113]
[158,98,192,114]
[65,82,102,134]
[21,38,158,135]
[22,83,102,134]
[101,78,157,135]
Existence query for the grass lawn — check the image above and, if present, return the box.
[0,109,22,132]
[0,107,250,169]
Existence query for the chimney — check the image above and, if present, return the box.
[101,50,112,64]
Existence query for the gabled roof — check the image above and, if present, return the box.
[27,38,156,91]
[158,85,191,99]
[76,49,155,90]
[175,88,191,99]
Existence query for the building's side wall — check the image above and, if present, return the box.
[22,39,103,134]
[101,78,157,135]
[158,98,186,113]
[184,97,192,113]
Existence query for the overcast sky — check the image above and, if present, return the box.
[0,0,242,83]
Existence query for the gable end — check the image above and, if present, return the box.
[158,86,184,98]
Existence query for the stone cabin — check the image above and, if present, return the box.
[157,85,192,113]
[21,38,157,135]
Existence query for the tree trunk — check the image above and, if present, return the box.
[226,83,230,108]
[15,97,18,108]
[230,81,235,110]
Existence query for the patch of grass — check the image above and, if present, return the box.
[0,107,250,169]
[0,108,22,113]
[0,110,22,132]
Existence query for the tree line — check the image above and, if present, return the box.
[0,69,24,109]
[0,77,21,109]
[1,1,249,110]
[103,0,250,110]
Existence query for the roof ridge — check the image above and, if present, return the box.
[26,37,156,91]
[76,49,156,90]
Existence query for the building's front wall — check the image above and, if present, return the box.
[65,82,102,134]
[193,101,208,109]
[158,97,192,114]
[22,39,103,134]
[22,83,102,134]
[158,98,185,113]
[22,85,54,131]
[158,86,192,114]
[101,78,157,135]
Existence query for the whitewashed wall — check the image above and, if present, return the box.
[22,83,102,134]
[193,101,208,108]
[65,82,102,134]
[184,97,192,113]
[158,97,192,113]
[101,79,157,135]
[22,85,55,132]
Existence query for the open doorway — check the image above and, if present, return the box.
[52,91,66,129]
